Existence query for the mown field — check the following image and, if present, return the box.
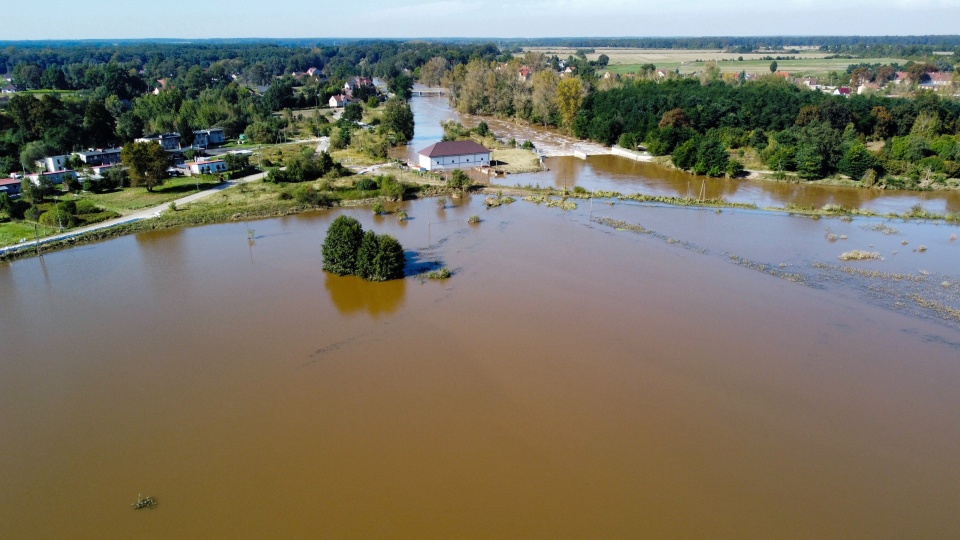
[522,47,905,77]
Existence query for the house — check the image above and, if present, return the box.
[857,83,881,95]
[89,163,118,177]
[0,177,21,196]
[518,66,532,82]
[832,87,852,97]
[136,133,181,151]
[185,159,227,176]
[344,76,373,93]
[1,83,17,94]
[920,72,953,88]
[36,155,69,173]
[417,140,490,171]
[329,94,351,108]
[193,128,226,148]
[28,170,77,186]
[75,148,122,166]
[562,66,577,76]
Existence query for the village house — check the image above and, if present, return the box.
[343,76,373,98]
[832,86,852,97]
[136,133,182,151]
[329,94,352,108]
[417,140,490,171]
[76,148,122,166]
[1,83,17,94]
[28,170,77,186]
[0,177,21,197]
[518,66,532,82]
[920,72,953,88]
[36,155,69,173]
[185,159,227,176]
[192,128,226,148]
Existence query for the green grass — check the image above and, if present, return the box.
[0,220,52,246]
[75,176,223,214]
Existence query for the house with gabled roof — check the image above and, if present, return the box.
[417,140,490,171]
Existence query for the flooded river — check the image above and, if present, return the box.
[3,93,960,538]
[397,93,960,216]
[2,193,960,538]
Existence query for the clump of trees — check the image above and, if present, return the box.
[322,215,405,281]
[267,150,343,183]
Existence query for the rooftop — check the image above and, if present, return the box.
[419,140,490,158]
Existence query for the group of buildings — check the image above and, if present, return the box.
[328,76,377,108]
[0,128,230,198]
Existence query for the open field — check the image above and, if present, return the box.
[522,47,906,76]
[75,176,223,214]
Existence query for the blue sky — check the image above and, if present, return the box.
[5,0,960,40]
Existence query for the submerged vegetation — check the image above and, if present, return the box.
[322,215,405,281]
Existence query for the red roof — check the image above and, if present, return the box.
[418,140,490,158]
[0,177,19,186]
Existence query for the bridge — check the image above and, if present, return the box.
[411,88,445,96]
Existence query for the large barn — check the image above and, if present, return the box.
[417,140,490,171]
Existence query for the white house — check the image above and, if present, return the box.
[329,94,350,108]
[28,170,77,186]
[36,155,68,173]
[186,159,227,176]
[417,140,490,171]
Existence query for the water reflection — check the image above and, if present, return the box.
[324,272,406,317]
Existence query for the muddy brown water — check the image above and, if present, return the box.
[2,195,959,538]
[396,94,960,216]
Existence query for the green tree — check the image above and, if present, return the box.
[356,230,380,280]
[769,60,778,73]
[120,142,170,192]
[447,169,472,193]
[839,143,878,180]
[322,215,364,276]
[380,97,415,142]
[342,102,363,123]
[555,77,585,131]
[369,234,405,282]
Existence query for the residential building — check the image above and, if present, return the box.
[417,140,490,171]
[193,128,226,148]
[76,148,122,166]
[136,133,181,151]
[1,84,17,94]
[185,159,227,176]
[0,177,20,196]
[36,155,69,173]
[329,94,351,108]
[28,170,77,185]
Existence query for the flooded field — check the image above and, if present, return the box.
[2,195,960,538]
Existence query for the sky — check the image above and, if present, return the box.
[4,0,960,40]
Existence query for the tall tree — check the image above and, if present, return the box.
[322,215,364,276]
[380,97,414,142]
[555,77,585,131]
[120,142,170,192]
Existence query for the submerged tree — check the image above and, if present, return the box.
[322,215,364,275]
[322,216,405,281]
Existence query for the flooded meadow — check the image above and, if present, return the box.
[2,94,960,538]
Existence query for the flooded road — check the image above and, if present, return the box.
[397,94,960,216]
[2,195,959,538]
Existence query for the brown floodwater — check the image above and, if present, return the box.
[2,195,959,539]
[396,93,960,216]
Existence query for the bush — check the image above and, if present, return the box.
[292,185,331,207]
[356,178,378,191]
[74,200,99,214]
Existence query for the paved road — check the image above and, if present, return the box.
[0,171,267,256]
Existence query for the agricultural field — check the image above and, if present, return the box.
[523,47,906,77]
